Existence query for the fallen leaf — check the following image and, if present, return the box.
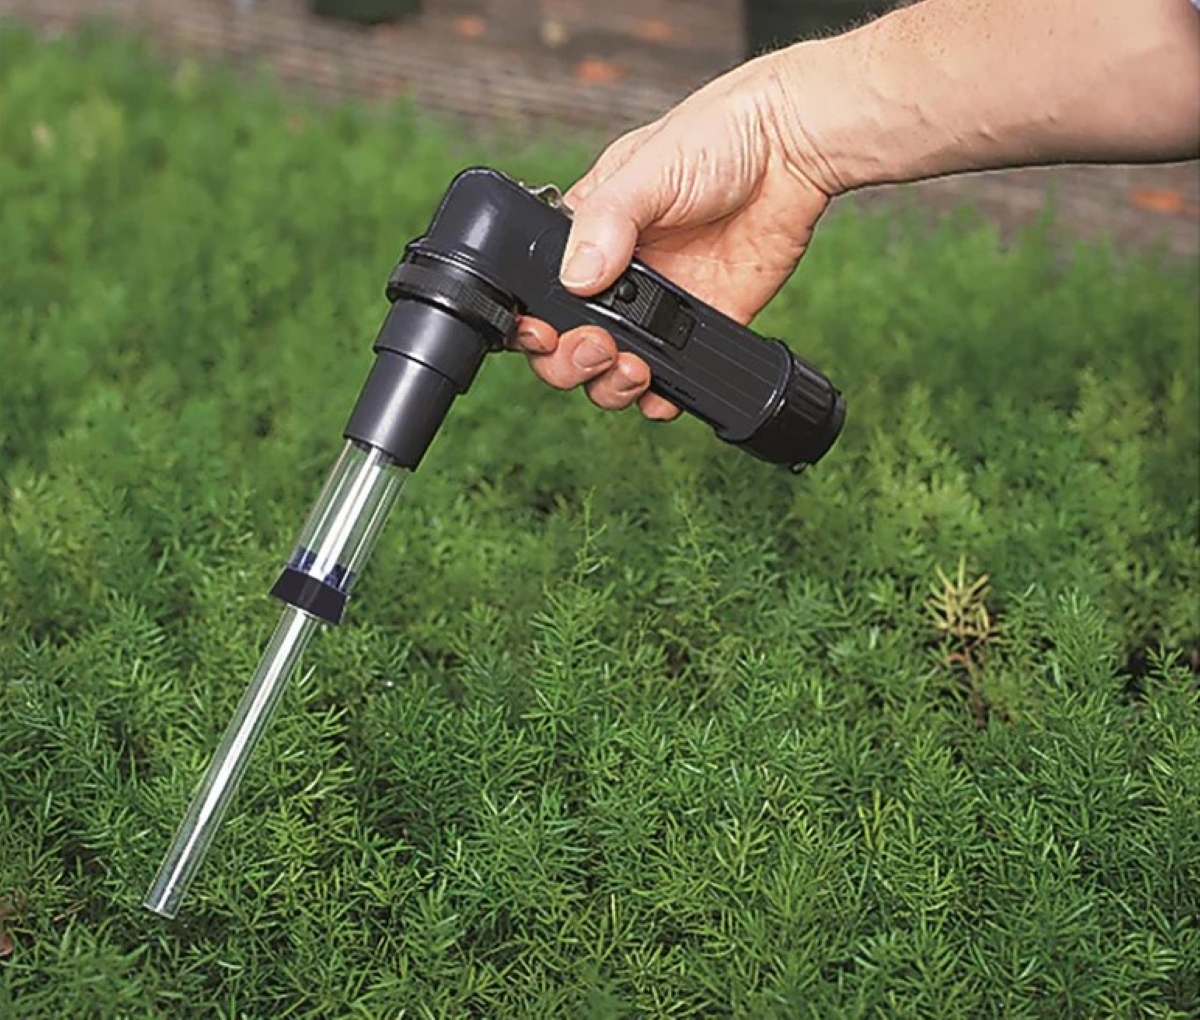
[575,57,624,85]
[1128,188,1198,218]
[540,18,568,48]
[0,930,11,958]
[452,14,486,40]
[631,19,678,44]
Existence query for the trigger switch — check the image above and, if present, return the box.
[615,278,638,303]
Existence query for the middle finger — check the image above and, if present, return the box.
[523,326,619,390]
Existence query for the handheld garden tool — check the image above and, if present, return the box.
[142,167,846,919]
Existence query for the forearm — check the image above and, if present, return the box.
[772,0,1200,193]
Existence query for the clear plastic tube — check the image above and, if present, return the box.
[285,441,409,598]
[143,442,410,919]
[143,606,319,918]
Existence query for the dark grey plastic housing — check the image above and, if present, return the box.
[343,166,845,471]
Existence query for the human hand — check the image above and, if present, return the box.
[512,53,834,421]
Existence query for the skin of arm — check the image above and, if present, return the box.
[513,0,1200,420]
[789,0,1200,192]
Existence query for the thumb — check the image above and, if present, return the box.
[559,168,668,296]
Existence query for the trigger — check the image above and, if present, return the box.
[594,270,694,351]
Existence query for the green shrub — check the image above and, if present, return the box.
[0,22,1197,1020]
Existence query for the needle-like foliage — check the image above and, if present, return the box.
[0,23,1197,1020]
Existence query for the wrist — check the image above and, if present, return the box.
[763,20,954,196]
[753,32,902,196]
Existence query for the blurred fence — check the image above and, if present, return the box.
[0,0,744,132]
[0,0,1196,256]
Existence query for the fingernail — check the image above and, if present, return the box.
[572,336,612,370]
[561,243,606,290]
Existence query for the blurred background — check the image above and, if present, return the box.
[0,0,1196,256]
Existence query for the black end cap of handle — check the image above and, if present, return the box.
[735,350,845,471]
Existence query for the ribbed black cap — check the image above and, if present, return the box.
[735,351,845,470]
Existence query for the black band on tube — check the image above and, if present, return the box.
[270,568,347,625]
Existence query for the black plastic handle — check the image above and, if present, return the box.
[407,168,845,470]
[526,224,845,468]
[347,167,845,472]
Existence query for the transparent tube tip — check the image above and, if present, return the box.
[142,606,319,919]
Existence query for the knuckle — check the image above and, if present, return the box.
[530,353,581,391]
[586,379,632,412]
[639,393,680,420]
[614,357,649,394]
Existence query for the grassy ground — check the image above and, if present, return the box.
[0,23,1197,1020]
